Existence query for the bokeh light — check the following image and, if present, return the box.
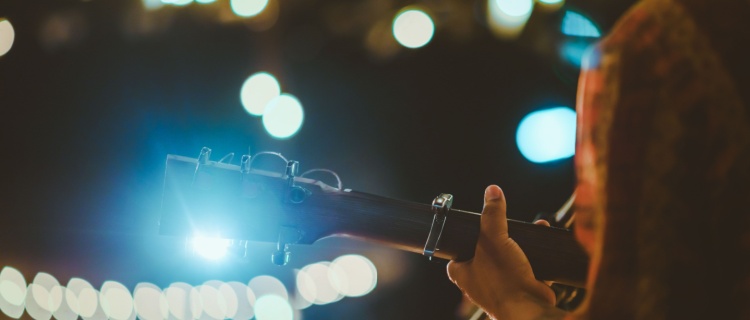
[392,9,435,49]
[196,0,216,3]
[536,0,563,10]
[562,11,601,37]
[226,281,255,320]
[67,278,101,319]
[99,281,134,320]
[486,0,533,38]
[53,286,78,320]
[197,282,228,319]
[25,284,52,319]
[33,273,63,313]
[295,269,316,306]
[248,276,287,300]
[164,283,191,319]
[560,39,592,68]
[0,265,374,320]
[240,72,281,116]
[0,19,16,57]
[0,266,26,319]
[254,295,292,320]
[143,0,165,10]
[25,273,64,320]
[300,262,343,305]
[170,0,193,6]
[230,0,269,18]
[262,94,304,139]
[516,106,577,163]
[214,281,239,319]
[191,236,230,260]
[188,286,203,319]
[495,0,534,17]
[329,255,377,297]
[133,283,168,320]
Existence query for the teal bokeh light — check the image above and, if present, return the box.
[516,107,576,163]
[562,11,601,38]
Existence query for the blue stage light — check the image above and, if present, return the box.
[191,236,230,260]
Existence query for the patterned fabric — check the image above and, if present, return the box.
[571,0,750,319]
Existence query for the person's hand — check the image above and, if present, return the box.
[447,185,566,320]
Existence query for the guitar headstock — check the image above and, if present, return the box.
[159,147,346,265]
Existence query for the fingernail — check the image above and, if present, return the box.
[485,185,501,200]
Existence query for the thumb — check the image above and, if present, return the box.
[481,185,508,237]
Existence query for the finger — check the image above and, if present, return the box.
[533,219,551,227]
[481,185,508,237]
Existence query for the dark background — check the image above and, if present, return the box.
[0,0,633,318]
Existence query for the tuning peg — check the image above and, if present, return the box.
[285,160,299,177]
[198,147,212,164]
[284,160,309,204]
[192,147,213,190]
[228,240,248,258]
[240,155,251,173]
[272,227,302,266]
[272,244,291,266]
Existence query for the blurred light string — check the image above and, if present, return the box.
[1,255,378,319]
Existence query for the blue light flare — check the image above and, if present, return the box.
[191,236,230,260]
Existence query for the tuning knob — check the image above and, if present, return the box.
[272,246,291,266]
[272,227,301,266]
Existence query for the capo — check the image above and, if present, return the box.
[423,193,453,259]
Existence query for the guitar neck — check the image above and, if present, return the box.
[159,154,589,287]
[315,190,589,287]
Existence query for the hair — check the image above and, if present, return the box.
[573,0,750,318]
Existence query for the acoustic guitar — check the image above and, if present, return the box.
[159,147,589,288]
